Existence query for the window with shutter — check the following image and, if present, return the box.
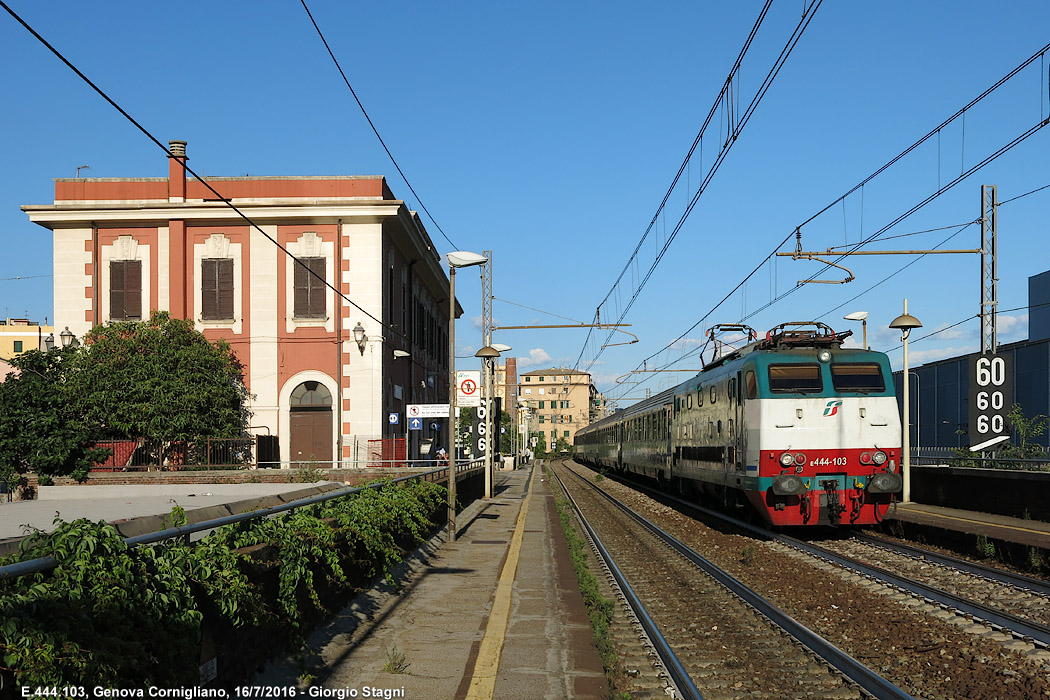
[294,257,326,318]
[202,258,234,320]
[110,260,142,320]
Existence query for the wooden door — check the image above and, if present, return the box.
[290,410,332,466]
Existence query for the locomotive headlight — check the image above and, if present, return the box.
[872,451,887,465]
[818,350,832,363]
[779,452,795,467]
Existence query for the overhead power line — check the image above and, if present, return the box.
[608,43,1050,402]
[1,1,408,344]
[576,0,823,372]
[298,0,457,250]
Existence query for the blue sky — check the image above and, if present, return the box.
[2,1,1048,404]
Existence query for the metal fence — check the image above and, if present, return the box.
[92,436,428,471]
[912,445,1050,471]
[93,438,257,471]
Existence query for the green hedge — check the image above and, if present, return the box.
[0,479,446,690]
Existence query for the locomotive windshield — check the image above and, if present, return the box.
[830,363,886,392]
[768,364,822,393]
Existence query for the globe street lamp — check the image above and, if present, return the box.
[446,251,488,542]
[889,300,922,503]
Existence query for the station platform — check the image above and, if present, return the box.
[257,463,607,699]
[885,501,1050,551]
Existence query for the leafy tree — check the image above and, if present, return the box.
[533,432,548,457]
[72,311,251,441]
[555,436,572,454]
[0,347,106,487]
[499,410,514,454]
[1002,403,1049,460]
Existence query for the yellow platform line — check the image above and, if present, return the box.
[464,468,536,700]
[902,507,1050,536]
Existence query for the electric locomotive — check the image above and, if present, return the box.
[575,322,902,526]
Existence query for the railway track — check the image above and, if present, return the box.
[553,459,1050,700]
[799,534,1050,647]
[551,461,905,699]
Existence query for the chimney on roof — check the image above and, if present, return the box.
[168,140,188,202]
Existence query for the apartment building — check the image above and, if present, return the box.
[0,318,54,360]
[517,367,600,448]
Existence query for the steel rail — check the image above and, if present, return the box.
[550,465,702,700]
[776,531,1050,647]
[0,462,484,581]
[854,532,1050,597]
[621,478,1050,648]
[558,464,914,700]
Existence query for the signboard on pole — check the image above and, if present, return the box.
[407,403,450,419]
[968,352,1013,450]
[456,370,481,408]
[471,398,502,458]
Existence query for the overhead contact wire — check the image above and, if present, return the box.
[0,0,407,343]
[298,0,457,250]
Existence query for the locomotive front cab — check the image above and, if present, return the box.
[747,326,902,526]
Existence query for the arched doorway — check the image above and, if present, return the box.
[289,380,333,466]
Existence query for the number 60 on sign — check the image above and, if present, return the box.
[968,353,1012,447]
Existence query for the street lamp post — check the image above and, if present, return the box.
[890,300,922,503]
[446,251,488,542]
[843,311,869,349]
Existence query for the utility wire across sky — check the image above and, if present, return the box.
[607,42,1050,402]
[0,0,415,347]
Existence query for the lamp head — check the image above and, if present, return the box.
[353,322,367,354]
[446,251,488,269]
[474,346,501,359]
[491,343,512,353]
[393,350,410,359]
[844,311,869,322]
[889,313,922,331]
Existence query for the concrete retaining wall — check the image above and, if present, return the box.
[912,465,1050,521]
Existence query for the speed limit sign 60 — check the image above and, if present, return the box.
[968,352,1013,448]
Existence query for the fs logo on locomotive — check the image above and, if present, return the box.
[823,400,843,417]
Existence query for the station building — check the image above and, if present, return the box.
[22,141,456,466]
[895,268,1050,450]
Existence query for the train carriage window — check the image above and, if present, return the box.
[831,363,886,392]
[710,385,717,404]
[745,370,757,399]
[728,378,736,401]
[768,364,823,393]
[697,389,703,407]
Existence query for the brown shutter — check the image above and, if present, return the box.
[201,259,217,320]
[294,258,326,318]
[217,258,234,319]
[110,261,125,320]
[294,259,309,318]
[309,257,325,317]
[125,261,142,319]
